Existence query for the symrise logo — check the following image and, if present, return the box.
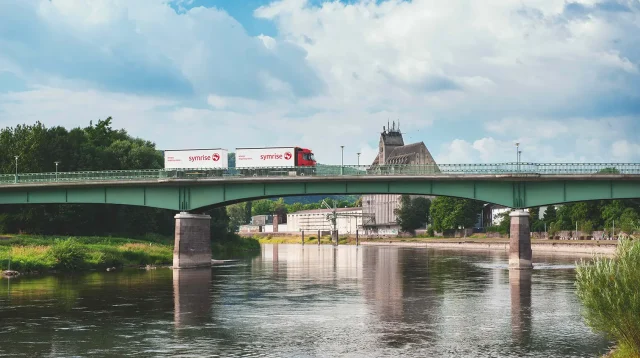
[284,152,292,160]
[212,153,220,161]
[260,154,283,160]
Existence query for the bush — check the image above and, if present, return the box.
[575,239,640,356]
[427,227,435,237]
[50,238,87,271]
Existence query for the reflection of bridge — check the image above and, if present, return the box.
[0,163,639,269]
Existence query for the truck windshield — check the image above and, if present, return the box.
[307,153,315,161]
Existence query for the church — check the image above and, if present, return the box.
[361,122,437,235]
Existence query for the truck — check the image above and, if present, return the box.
[163,148,229,177]
[235,147,317,176]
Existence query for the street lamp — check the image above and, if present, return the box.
[14,156,19,183]
[515,143,520,173]
[340,145,345,175]
[357,152,361,167]
[55,161,60,181]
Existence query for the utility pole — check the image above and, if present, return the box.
[357,152,360,167]
[55,161,60,181]
[613,220,615,240]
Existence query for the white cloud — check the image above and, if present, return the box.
[612,140,640,161]
[0,0,639,165]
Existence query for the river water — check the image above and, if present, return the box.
[0,244,610,357]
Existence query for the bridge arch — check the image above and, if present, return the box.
[0,176,638,211]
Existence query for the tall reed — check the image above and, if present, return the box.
[576,239,640,356]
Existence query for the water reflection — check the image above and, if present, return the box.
[173,269,212,328]
[0,245,611,357]
[510,269,532,346]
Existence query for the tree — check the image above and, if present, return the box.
[597,167,621,175]
[430,197,483,232]
[0,118,178,238]
[226,203,247,232]
[288,202,304,213]
[394,195,431,235]
[252,199,274,216]
[543,205,557,225]
[244,201,252,223]
[619,208,640,234]
[602,200,625,229]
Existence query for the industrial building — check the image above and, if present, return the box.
[361,122,437,235]
[286,207,364,234]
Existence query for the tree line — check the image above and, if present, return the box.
[394,196,640,236]
[0,119,238,241]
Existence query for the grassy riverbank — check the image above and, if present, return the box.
[0,234,261,274]
[0,236,173,273]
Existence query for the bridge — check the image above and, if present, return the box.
[1,162,639,270]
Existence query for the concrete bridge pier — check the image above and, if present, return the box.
[509,210,533,269]
[173,212,212,269]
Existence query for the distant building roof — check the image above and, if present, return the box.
[288,207,362,215]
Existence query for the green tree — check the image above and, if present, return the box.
[620,208,640,234]
[288,202,304,213]
[543,205,557,225]
[430,197,483,232]
[0,118,177,238]
[244,201,252,223]
[226,203,247,232]
[394,195,431,234]
[252,199,274,216]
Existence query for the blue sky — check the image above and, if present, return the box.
[1,0,639,165]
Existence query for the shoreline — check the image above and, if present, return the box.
[360,240,616,255]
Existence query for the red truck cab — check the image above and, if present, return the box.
[295,147,316,167]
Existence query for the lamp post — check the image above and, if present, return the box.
[340,145,344,175]
[515,143,520,173]
[14,156,19,183]
[357,152,361,166]
[55,161,60,181]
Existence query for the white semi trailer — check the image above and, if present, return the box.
[164,149,229,169]
[235,147,317,175]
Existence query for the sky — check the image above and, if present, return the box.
[0,0,639,166]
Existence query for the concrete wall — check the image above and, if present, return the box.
[362,194,401,227]
[263,224,288,233]
[286,209,363,234]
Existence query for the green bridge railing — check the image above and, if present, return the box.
[0,163,638,184]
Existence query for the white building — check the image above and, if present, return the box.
[286,207,364,234]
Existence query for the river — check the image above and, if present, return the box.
[0,244,611,357]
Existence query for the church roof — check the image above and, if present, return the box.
[387,142,425,158]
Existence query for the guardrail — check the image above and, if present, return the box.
[0,163,638,184]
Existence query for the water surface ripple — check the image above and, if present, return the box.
[0,244,611,357]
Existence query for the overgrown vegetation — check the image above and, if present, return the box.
[575,239,640,357]
[0,236,173,273]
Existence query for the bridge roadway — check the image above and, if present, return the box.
[0,164,638,270]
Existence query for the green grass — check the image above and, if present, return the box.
[0,234,262,273]
[0,236,173,273]
[575,239,640,357]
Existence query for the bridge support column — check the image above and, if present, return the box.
[173,212,212,269]
[509,210,533,270]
